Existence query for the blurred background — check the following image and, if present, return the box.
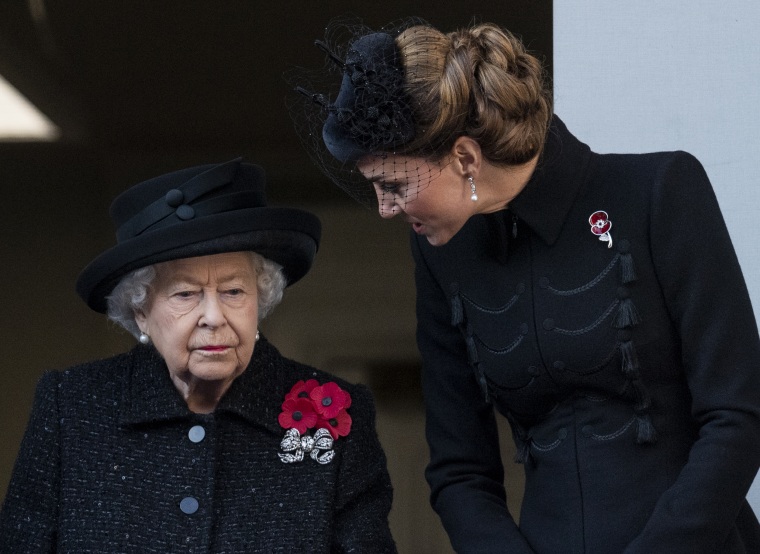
[0,2,551,552]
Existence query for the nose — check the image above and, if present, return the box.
[198,292,226,328]
[376,190,400,219]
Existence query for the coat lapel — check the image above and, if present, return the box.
[118,339,287,437]
[120,344,189,425]
[216,338,286,435]
[510,116,595,246]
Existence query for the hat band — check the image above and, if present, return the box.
[116,158,248,242]
[119,191,263,241]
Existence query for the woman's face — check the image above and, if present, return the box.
[135,251,259,391]
[357,154,474,246]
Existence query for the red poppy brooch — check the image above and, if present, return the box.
[589,210,613,248]
[277,379,352,464]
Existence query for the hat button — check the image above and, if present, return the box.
[176,205,195,220]
[166,189,184,207]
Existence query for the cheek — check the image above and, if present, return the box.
[151,314,195,355]
[229,305,259,344]
[158,315,189,341]
[406,190,441,219]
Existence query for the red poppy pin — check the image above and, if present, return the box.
[278,379,352,464]
[589,211,613,248]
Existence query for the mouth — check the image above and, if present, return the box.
[198,345,230,352]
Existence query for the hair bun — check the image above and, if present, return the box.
[400,22,552,165]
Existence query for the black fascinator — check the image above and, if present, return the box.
[287,17,428,207]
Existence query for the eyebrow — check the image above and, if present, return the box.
[367,175,404,187]
[162,271,252,286]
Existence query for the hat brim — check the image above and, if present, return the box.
[77,206,321,313]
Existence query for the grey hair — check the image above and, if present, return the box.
[106,252,287,339]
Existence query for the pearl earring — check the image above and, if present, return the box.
[138,332,150,345]
[255,330,260,342]
[468,176,478,202]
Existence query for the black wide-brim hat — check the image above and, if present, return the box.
[77,158,321,313]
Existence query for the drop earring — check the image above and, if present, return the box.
[468,176,478,202]
[138,332,150,345]
[255,330,260,342]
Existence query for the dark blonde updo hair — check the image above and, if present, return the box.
[395,23,552,165]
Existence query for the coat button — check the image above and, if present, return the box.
[553,360,565,371]
[188,425,205,443]
[180,497,199,514]
[515,282,526,294]
[538,277,549,289]
[542,318,555,331]
[581,425,593,437]
[527,365,540,376]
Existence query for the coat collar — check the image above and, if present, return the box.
[508,115,594,245]
[119,338,287,435]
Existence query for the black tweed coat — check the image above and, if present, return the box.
[0,337,396,553]
[413,116,760,553]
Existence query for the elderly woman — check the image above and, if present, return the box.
[0,158,397,553]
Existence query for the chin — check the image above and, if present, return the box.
[426,233,452,247]
[188,363,243,382]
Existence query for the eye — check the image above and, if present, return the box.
[174,290,196,298]
[374,181,401,195]
[226,288,243,296]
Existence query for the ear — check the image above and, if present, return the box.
[134,310,148,333]
[450,136,482,177]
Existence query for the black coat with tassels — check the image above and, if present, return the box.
[413,116,760,553]
[0,337,396,553]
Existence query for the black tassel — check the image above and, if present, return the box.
[620,340,640,376]
[506,414,531,464]
[614,298,641,328]
[465,335,479,364]
[631,384,651,412]
[513,439,532,464]
[476,368,490,404]
[629,380,657,444]
[620,252,637,283]
[635,415,658,444]
[450,287,463,327]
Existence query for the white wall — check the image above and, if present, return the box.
[554,0,760,511]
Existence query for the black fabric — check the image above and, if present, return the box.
[0,338,396,553]
[413,116,760,553]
